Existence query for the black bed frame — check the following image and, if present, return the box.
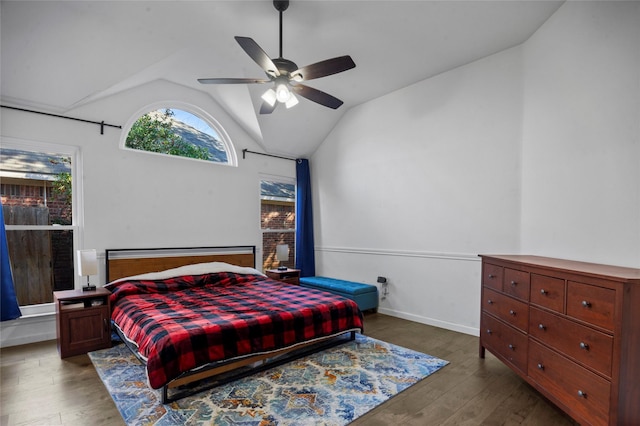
[115,326,357,403]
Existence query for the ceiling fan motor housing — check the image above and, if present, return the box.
[272,58,298,77]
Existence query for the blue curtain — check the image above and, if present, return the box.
[1,200,21,321]
[295,159,316,277]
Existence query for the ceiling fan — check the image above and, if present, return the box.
[198,0,355,114]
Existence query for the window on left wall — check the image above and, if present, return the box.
[1,143,78,309]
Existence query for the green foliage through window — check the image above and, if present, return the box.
[124,108,230,163]
[126,109,210,160]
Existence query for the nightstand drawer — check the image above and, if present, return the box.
[265,269,301,285]
[278,275,299,285]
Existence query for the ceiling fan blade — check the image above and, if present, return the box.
[292,84,344,109]
[198,78,270,84]
[291,56,355,81]
[259,101,277,115]
[235,36,280,77]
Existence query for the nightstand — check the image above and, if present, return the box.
[265,268,301,285]
[54,288,111,358]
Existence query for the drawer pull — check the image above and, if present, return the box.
[582,300,591,308]
[510,280,517,286]
[579,342,589,350]
[538,323,546,330]
[537,363,544,370]
[540,289,547,295]
[577,390,587,398]
[488,274,495,279]
[486,329,492,335]
[487,299,493,305]
[508,344,515,350]
[509,310,516,316]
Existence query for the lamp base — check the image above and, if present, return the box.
[82,285,97,292]
[277,266,288,271]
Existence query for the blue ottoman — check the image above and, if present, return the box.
[299,276,379,312]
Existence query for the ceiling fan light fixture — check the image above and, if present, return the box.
[261,88,277,106]
[275,83,291,103]
[285,92,299,109]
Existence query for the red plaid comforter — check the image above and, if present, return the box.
[107,272,363,389]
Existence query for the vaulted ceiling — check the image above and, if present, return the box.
[1,1,563,158]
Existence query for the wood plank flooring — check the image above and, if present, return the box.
[1,313,577,426]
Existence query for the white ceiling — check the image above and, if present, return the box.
[1,1,563,158]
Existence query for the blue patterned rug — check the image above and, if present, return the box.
[89,334,448,425]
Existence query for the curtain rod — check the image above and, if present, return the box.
[242,149,297,162]
[1,105,122,135]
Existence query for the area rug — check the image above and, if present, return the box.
[89,334,448,426]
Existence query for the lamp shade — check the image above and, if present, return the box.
[77,249,98,277]
[276,244,289,262]
[261,88,277,107]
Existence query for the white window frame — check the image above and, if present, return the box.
[119,101,238,167]
[1,137,83,316]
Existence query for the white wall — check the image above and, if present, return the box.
[1,79,296,346]
[312,47,524,335]
[521,1,640,267]
[311,1,640,336]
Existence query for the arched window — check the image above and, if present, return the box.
[122,104,236,166]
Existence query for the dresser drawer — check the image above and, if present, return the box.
[503,268,530,301]
[529,307,613,377]
[481,313,528,374]
[530,274,565,313]
[483,288,529,332]
[528,340,610,426]
[483,263,503,291]
[567,281,615,332]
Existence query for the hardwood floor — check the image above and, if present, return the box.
[1,313,577,426]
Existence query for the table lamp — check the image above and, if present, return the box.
[77,249,98,291]
[276,244,289,270]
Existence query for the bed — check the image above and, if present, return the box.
[104,246,364,403]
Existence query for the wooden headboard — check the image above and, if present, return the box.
[105,246,256,283]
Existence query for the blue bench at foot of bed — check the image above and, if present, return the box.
[299,276,379,312]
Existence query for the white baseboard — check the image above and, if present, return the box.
[377,307,480,337]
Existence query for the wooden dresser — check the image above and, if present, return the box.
[479,255,640,426]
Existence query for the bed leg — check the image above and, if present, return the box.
[350,330,356,340]
[162,386,169,404]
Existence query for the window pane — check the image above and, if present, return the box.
[125,108,229,163]
[1,145,75,307]
[5,229,74,305]
[0,148,72,225]
[260,180,295,230]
